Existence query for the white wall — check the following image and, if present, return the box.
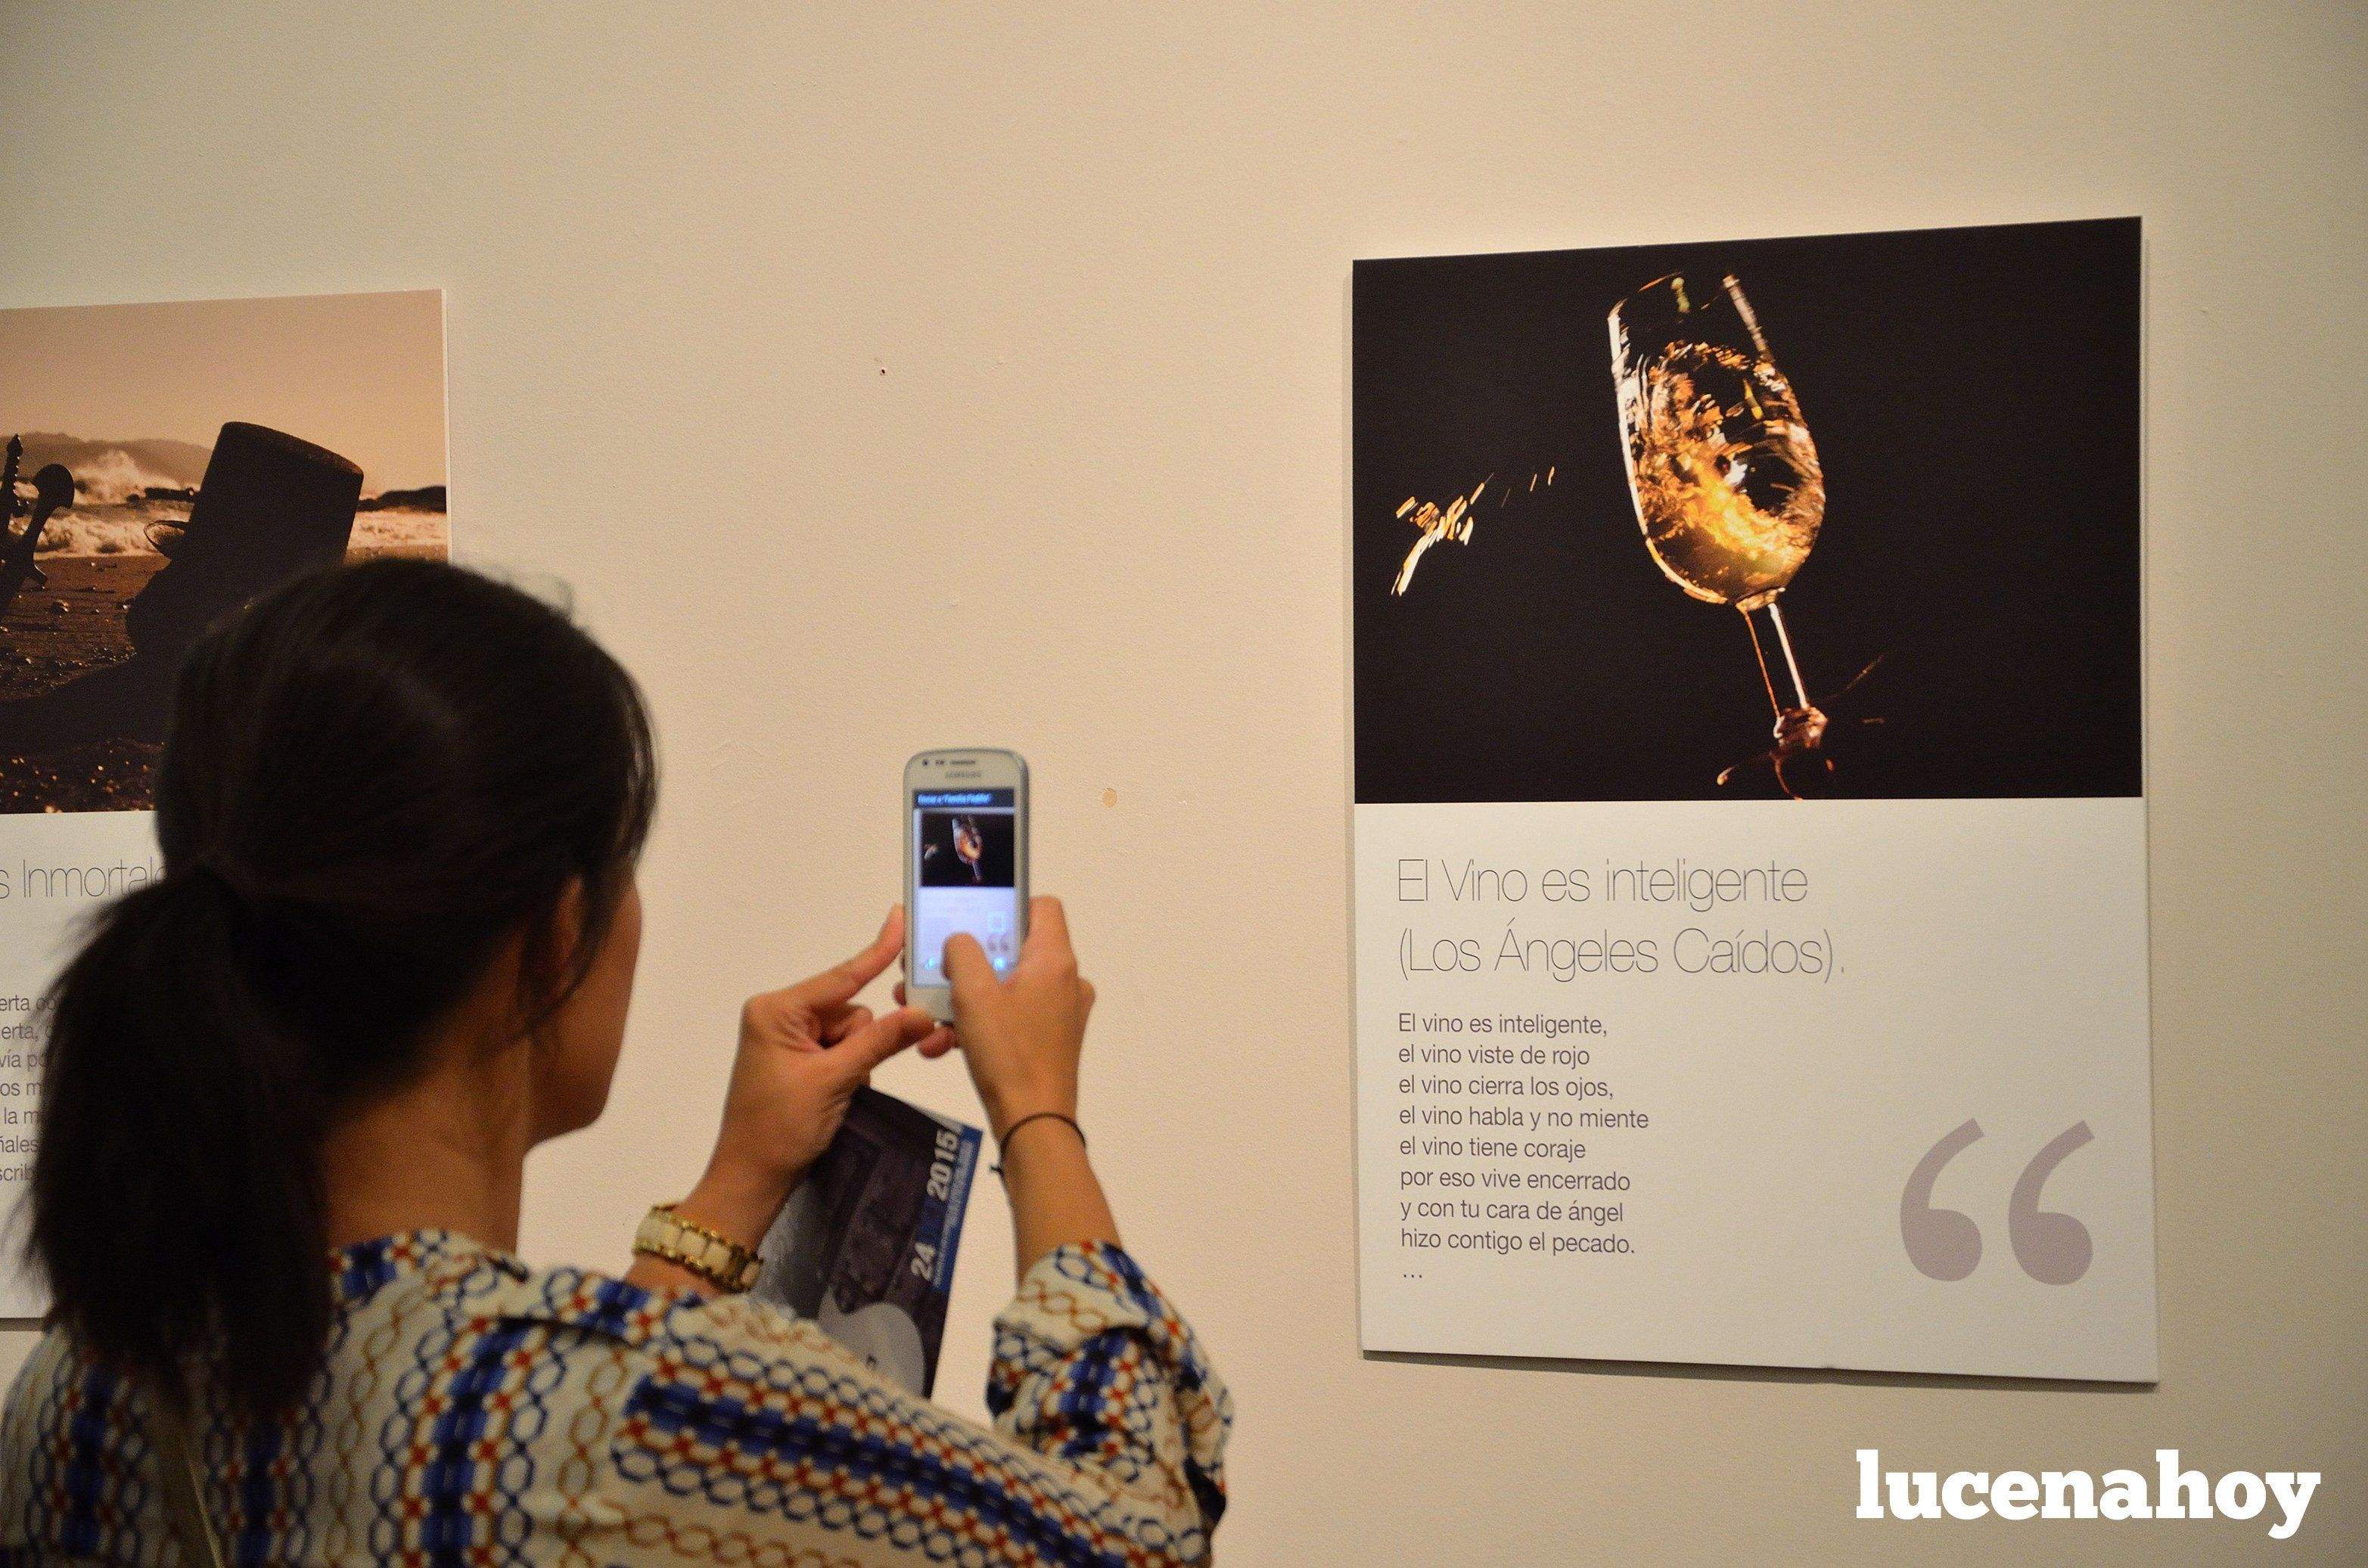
[4,4,2362,1560]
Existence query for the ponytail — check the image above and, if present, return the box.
[33,869,332,1414]
[25,558,656,1417]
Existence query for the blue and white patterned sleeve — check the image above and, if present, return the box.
[602,1242,1231,1566]
[987,1243,1230,1543]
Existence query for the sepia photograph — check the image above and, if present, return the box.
[0,290,449,813]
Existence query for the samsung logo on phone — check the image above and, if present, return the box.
[915,790,1011,807]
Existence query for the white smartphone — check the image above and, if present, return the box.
[903,748,1028,1022]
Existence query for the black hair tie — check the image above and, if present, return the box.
[990,1112,1086,1178]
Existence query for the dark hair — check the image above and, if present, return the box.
[29,558,656,1415]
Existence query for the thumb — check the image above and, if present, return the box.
[942,932,999,996]
[827,1005,940,1082]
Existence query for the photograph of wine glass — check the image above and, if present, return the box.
[915,810,1016,887]
[1353,216,2142,803]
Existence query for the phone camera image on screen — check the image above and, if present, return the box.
[911,788,1018,985]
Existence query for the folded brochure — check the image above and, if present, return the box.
[751,1086,983,1397]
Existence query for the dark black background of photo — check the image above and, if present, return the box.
[917,811,1016,886]
[1352,217,2142,803]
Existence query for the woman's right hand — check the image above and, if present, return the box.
[940,896,1095,1141]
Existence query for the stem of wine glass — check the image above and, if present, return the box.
[1740,595,1810,719]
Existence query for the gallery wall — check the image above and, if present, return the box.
[3,3,2362,1560]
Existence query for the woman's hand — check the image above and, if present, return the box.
[942,896,1095,1140]
[943,896,1120,1275]
[677,908,949,1250]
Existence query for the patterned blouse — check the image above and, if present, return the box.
[0,1230,1229,1566]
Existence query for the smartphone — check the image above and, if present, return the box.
[903,748,1028,1021]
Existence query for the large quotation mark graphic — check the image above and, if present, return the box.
[1899,1119,1985,1281]
[1900,1119,2096,1284]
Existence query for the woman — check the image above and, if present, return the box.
[0,560,1229,1565]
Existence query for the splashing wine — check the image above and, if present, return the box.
[1610,272,1834,790]
[952,815,984,883]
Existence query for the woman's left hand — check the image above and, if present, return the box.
[676,908,950,1250]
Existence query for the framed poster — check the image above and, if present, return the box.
[1351,219,2154,1380]
[0,289,449,1313]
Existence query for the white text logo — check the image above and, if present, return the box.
[1855,1449,2320,1540]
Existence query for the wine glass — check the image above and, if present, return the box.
[1608,273,1832,789]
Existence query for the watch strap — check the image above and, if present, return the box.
[634,1203,764,1293]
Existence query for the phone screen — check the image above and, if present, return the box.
[909,787,1020,986]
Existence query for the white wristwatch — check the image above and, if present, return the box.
[632,1203,763,1293]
